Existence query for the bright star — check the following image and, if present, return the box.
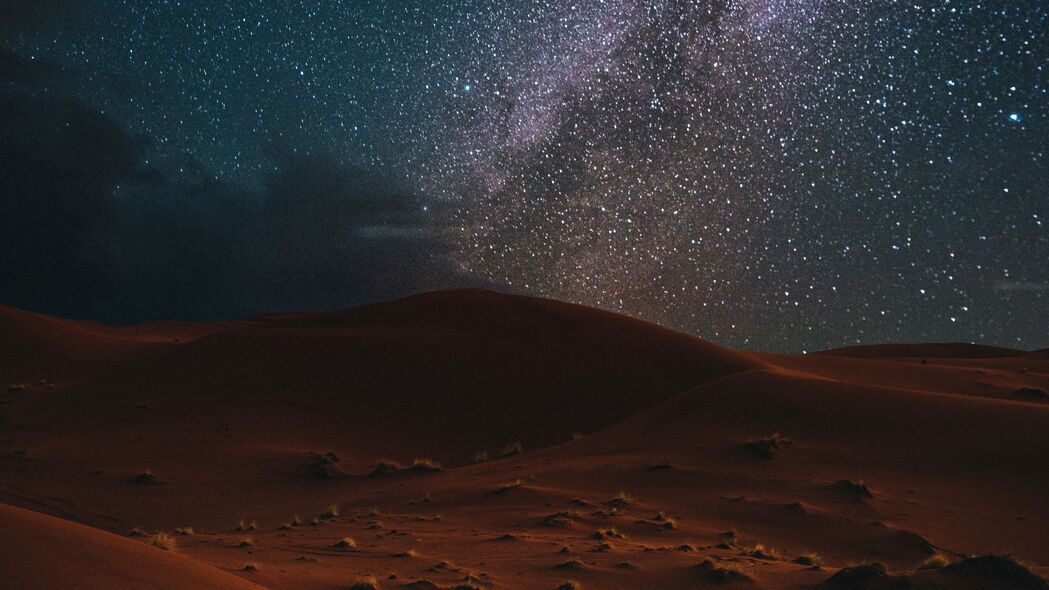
[1009,113,1021,123]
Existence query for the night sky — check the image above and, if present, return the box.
[1,0,1046,352]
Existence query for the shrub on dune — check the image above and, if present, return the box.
[917,553,951,570]
[349,576,381,590]
[322,503,340,519]
[500,442,524,457]
[745,433,792,460]
[235,518,257,531]
[411,458,443,472]
[334,536,357,548]
[149,532,177,551]
[133,470,158,485]
[494,478,524,494]
[795,553,824,568]
[370,460,401,476]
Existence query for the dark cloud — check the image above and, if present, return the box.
[0,0,81,33]
[0,47,465,323]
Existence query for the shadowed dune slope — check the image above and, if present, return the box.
[0,502,267,590]
[56,289,762,462]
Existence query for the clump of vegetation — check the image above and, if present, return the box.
[149,532,177,551]
[745,543,783,560]
[174,527,194,536]
[495,478,524,494]
[694,559,752,583]
[349,576,381,590]
[334,536,357,548]
[393,549,418,558]
[238,538,255,547]
[555,558,585,570]
[795,553,824,568]
[830,479,873,498]
[556,581,582,590]
[823,562,889,586]
[312,451,343,478]
[235,518,257,531]
[590,528,627,541]
[501,441,524,457]
[608,490,635,507]
[411,458,443,472]
[473,451,489,463]
[127,528,146,537]
[745,433,792,460]
[322,503,340,519]
[942,554,1048,588]
[242,563,259,572]
[370,460,401,476]
[917,553,952,570]
[1013,387,1049,402]
[133,470,158,485]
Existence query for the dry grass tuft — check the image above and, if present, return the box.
[174,527,194,536]
[495,478,524,494]
[370,460,401,476]
[322,503,340,519]
[411,458,443,472]
[501,441,524,457]
[830,479,873,498]
[133,470,158,485]
[745,543,783,560]
[918,553,952,570]
[334,536,357,548]
[795,553,824,568]
[235,518,257,531]
[149,532,177,551]
[608,490,635,507]
[348,575,381,590]
[745,433,792,460]
[695,559,752,583]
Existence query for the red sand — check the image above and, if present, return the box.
[1,289,1046,589]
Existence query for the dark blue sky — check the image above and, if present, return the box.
[1,0,1046,352]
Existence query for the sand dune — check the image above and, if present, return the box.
[1,290,1046,589]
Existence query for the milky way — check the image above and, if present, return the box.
[4,0,1047,351]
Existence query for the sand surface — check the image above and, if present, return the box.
[2,289,1047,589]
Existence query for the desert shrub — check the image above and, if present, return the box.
[501,442,524,457]
[745,433,792,460]
[149,532,177,551]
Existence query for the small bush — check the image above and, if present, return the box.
[608,490,634,507]
[149,532,177,551]
[745,433,792,460]
[501,442,524,457]
[349,576,381,590]
[133,471,158,485]
[334,536,357,548]
[918,553,951,570]
[830,479,873,498]
[411,458,443,472]
[473,451,489,463]
[795,553,824,568]
[235,518,257,531]
[495,478,524,494]
[370,460,401,476]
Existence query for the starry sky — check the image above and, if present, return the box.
[1,0,1046,352]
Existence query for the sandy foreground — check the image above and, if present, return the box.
[2,289,1047,589]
